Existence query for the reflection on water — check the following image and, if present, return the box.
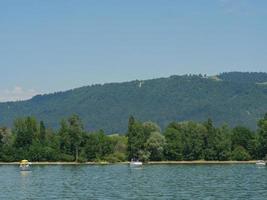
[20,171,31,177]
[0,164,266,200]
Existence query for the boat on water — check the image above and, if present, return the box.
[20,160,31,171]
[130,159,143,167]
[256,160,266,166]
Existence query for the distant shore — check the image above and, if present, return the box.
[147,160,258,164]
[0,160,258,165]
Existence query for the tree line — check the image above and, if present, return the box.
[0,114,267,162]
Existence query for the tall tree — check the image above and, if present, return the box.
[145,132,165,161]
[258,113,267,158]
[84,130,112,161]
[0,127,14,161]
[13,117,38,159]
[164,124,183,161]
[127,116,147,160]
[231,126,255,158]
[181,121,206,160]
[143,121,161,141]
[39,121,46,143]
[68,115,84,162]
[0,127,4,158]
[59,119,70,155]
[215,125,232,161]
[14,117,37,150]
[203,118,217,160]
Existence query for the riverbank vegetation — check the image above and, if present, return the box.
[0,114,267,162]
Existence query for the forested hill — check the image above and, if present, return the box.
[0,72,267,133]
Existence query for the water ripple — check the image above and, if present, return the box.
[0,164,266,199]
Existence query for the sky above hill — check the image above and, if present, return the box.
[0,0,267,101]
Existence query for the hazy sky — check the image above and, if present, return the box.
[0,0,267,101]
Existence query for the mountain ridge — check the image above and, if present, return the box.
[1,72,267,133]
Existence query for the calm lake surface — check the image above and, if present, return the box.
[0,164,266,200]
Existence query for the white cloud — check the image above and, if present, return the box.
[0,86,39,102]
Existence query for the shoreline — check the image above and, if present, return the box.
[0,160,258,165]
[147,160,258,164]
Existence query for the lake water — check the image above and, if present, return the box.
[0,164,266,199]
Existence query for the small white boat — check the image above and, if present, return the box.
[20,160,31,171]
[130,159,143,167]
[256,160,266,166]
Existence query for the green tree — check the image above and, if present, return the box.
[84,130,112,161]
[258,113,267,158]
[28,141,44,161]
[59,119,71,155]
[164,121,206,161]
[181,121,206,161]
[58,115,84,162]
[39,121,46,144]
[215,125,232,161]
[203,118,217,160]
[145,132,165,161]
[68,115,84,162]
[231,126,255,159]
[164,125,183,160]
[0,127,15,161]
[106,135,128,162]
[143,121,161,141]
[0,127,4,159]
[127,116,145,160]
[45,129,61,161]
[232,146,251,161]
[13,117,38,155]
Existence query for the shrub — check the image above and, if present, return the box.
[232,146,251,161]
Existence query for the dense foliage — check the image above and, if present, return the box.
[1,114,267,162]
[0,72,267,133]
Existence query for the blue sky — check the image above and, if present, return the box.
[0,0,267,101]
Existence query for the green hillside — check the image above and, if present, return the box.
[0,72,267,133]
